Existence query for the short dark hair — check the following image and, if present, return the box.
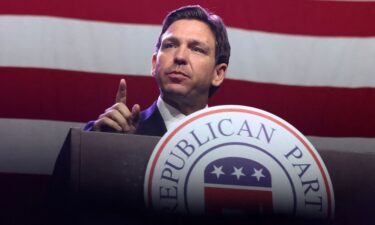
[156,5,231,65]
[155,5,231,96]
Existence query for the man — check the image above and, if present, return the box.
[50,6,231,223]
[85,5,231,137]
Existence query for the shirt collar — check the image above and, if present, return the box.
[156,96,207,131]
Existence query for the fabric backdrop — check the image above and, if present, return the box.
[0,0,374,175]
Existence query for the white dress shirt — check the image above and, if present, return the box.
[156,96,207,131]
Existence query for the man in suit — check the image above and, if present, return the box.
[85,5,231,136]
[50,6,231,223]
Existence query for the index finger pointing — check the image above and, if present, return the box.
[115,79,127,104]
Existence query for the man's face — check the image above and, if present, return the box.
[152,19,226,105]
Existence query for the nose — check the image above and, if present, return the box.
[174,47,188,65]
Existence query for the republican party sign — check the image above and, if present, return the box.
[144,105,334,219]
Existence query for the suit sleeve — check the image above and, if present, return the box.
[83,120,95,131]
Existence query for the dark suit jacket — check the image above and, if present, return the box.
[84,101,167,137]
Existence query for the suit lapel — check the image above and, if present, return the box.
[136,101,167,136]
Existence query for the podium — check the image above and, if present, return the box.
[53,128,375,224]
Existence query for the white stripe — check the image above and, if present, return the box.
[0,119,84,175]
[0,119,374,175]
[229,29,375,87]
[0,16,159,76]
[1,16,375,87]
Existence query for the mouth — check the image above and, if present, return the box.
[167,70,188,76]
[166,70,189,81]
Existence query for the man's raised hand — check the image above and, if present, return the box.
[92,79,140,133]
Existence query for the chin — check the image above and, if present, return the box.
[162,89,189,100]
[163,85,189,95]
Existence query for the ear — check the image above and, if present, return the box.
[151,53,157,77]
[211,63,227,87]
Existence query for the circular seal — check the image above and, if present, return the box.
[144,105,334,219]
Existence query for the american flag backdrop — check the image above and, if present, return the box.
[0,0,374,175]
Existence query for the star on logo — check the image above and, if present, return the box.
[211,165,225,179]
[231,166,245,180]
[251,168,266,181]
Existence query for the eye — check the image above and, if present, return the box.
[192,46,207,54]
[162,42,176,49]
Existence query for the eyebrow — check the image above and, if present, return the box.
[162,36,211,50]
[161,36,178,44]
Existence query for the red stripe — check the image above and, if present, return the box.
[0,67,159,123]
[0,67,374,137]
[212,79,375,138]
[0,0,374,37]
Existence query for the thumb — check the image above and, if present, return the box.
[115,79,127,104]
